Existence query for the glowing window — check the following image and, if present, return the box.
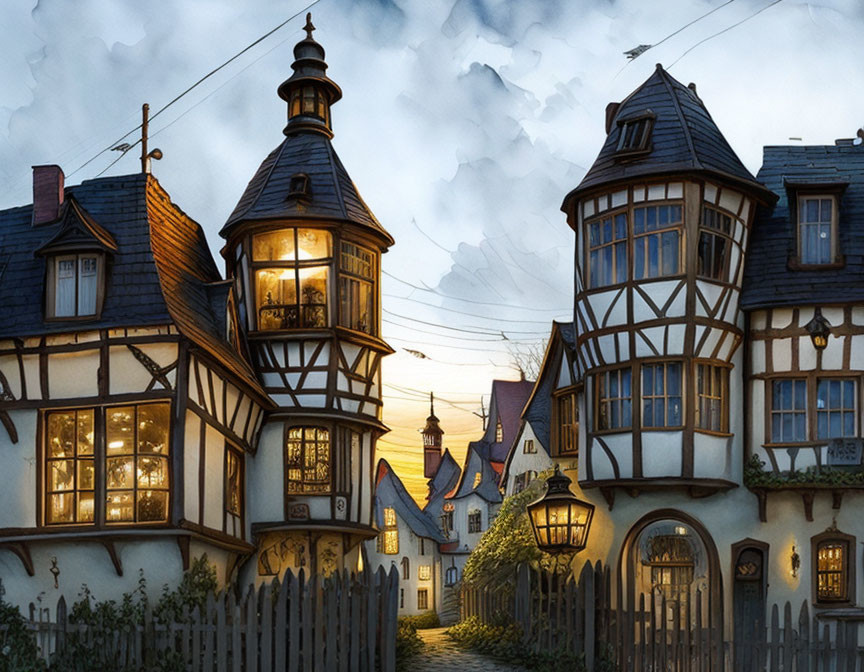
[378,506,399,554]
[816,540,848,602]
[45,409,95,525]
[418,565,432,581]
[285,426,331,494]
[339,241,376,335]
[225,446,243,537]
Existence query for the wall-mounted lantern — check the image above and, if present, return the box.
[527,466,595,555]
[790,545,800,578]
[805,308,831,351]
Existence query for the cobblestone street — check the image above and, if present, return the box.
[414,628,529,672]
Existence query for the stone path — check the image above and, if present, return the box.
[414,627,529,672]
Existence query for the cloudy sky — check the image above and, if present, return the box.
[2,0,863,501]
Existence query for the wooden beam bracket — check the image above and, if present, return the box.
[101,540,123,577]
[176,535,190,571]
[599,487,615,511]
[1,541,34,576]
[756,490,768,523]
[832,489,844,511]
[802,490,815,522]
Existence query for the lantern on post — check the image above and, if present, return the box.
[527,466,595,555]
[805,307,831,351]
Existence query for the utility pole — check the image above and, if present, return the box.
[140,103,149,174]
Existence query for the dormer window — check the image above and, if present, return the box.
[288,173,310,200]
[616,113,655,155]
[798,195,837,265]
[47,253,104,319]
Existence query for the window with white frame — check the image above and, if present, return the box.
[49,254,101,318]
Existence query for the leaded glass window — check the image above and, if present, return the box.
[641,362,683,428]
[285,426,331,494]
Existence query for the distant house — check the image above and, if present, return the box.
[503,321,578,496]
[365,460,444,616]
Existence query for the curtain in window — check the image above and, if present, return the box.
[78,256,98,315]
[55,258,76,317]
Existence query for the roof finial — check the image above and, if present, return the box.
[304,13,315,40]
[430,391,435,417]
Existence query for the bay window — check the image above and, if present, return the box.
[587,212,627,288]
[47,253,103,318]
[695,363,728,433]
[595,368,632,431]
[339,241,376,335]
[633,204,682,279]
[697,207,733,281]
[642,362,683,428]
[252,229,331,331]
[285,426,331,494]
[44,402,171,526]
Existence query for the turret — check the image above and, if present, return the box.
[422,393,444,478]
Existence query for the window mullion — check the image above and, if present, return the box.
[95,407,106,526]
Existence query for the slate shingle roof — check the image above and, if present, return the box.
[221,133,393,246]
[0,174,170,337]
[488,379,534,463]
[0,173,268,401]
[374,459,446,543]
[562,64,774,211]
[742,142,864,309]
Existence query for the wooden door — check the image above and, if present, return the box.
[732,546,767,671]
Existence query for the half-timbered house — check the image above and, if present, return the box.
[365,460,444,616]
[223,17,394,582]
[550,62,864,656]
[0,168,271,608]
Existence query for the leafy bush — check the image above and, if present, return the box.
[744,454,864,487]
[462,476,554,587]
[447,615,588,672]
[395,617,424,672]
[399,611,440,629]
[0,601,45,672]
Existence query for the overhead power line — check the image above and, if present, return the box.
[384,294,568,324]
[382,270,566,313]
[69,0,322,179]
[668,0,784,69]
[384,309,549,336]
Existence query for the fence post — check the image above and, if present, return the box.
[288,570,300,672]
[275,570,289,671]
[380,566,399,672]
[245,584,258,672]
[582,561,595,672]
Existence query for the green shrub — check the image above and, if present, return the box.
[395,617,424,672]
[447,615,590,672]
[462,476,555,587]
[400,611,440,629]
[0,601,45,672]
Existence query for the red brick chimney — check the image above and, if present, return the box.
[32,165,65,226]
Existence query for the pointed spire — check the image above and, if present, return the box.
[277,13,342,138]
[429,392,437,420]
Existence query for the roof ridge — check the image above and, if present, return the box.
[233,138,289,225]
[656,66,701,171]
[325,140,349,220]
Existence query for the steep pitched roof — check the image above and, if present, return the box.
[488,379,534,462]
[562,64,774,212]
[0,173,269,403]
[0,174,170,337]
[446,443,504,503]
[742,142,864,309]
[425,448,460,506]
[374,459,446,542]
[221,133,394,246]
[34,196,117,255]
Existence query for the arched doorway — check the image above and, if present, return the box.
[619,510,723,670]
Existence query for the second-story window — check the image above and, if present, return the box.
[698,207,733,281]
[798,195,836,265]
[224,446,243,538]
[468,510,482,534]
[587,212,628,288]
[595,368,632,431]
[771,379,807,443]
[252,229,331,331]
[339,241,376,335]
[633,204,682,280]
[817,379,856,440]
[642,362,683,428]
[695,363,728,433]
[285,426,331,494]
[48,254,103,319]
[523,439,536,454]
[555,392,579,455]
[379,507,398,554]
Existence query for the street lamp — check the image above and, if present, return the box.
[527,466,595,555]
[805,307,831,350]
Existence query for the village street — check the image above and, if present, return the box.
[414,628,530,672]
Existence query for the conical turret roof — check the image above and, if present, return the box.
[562,64,775,212]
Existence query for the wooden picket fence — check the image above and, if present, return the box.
[462,561,864,671]
[10,566,399,671]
